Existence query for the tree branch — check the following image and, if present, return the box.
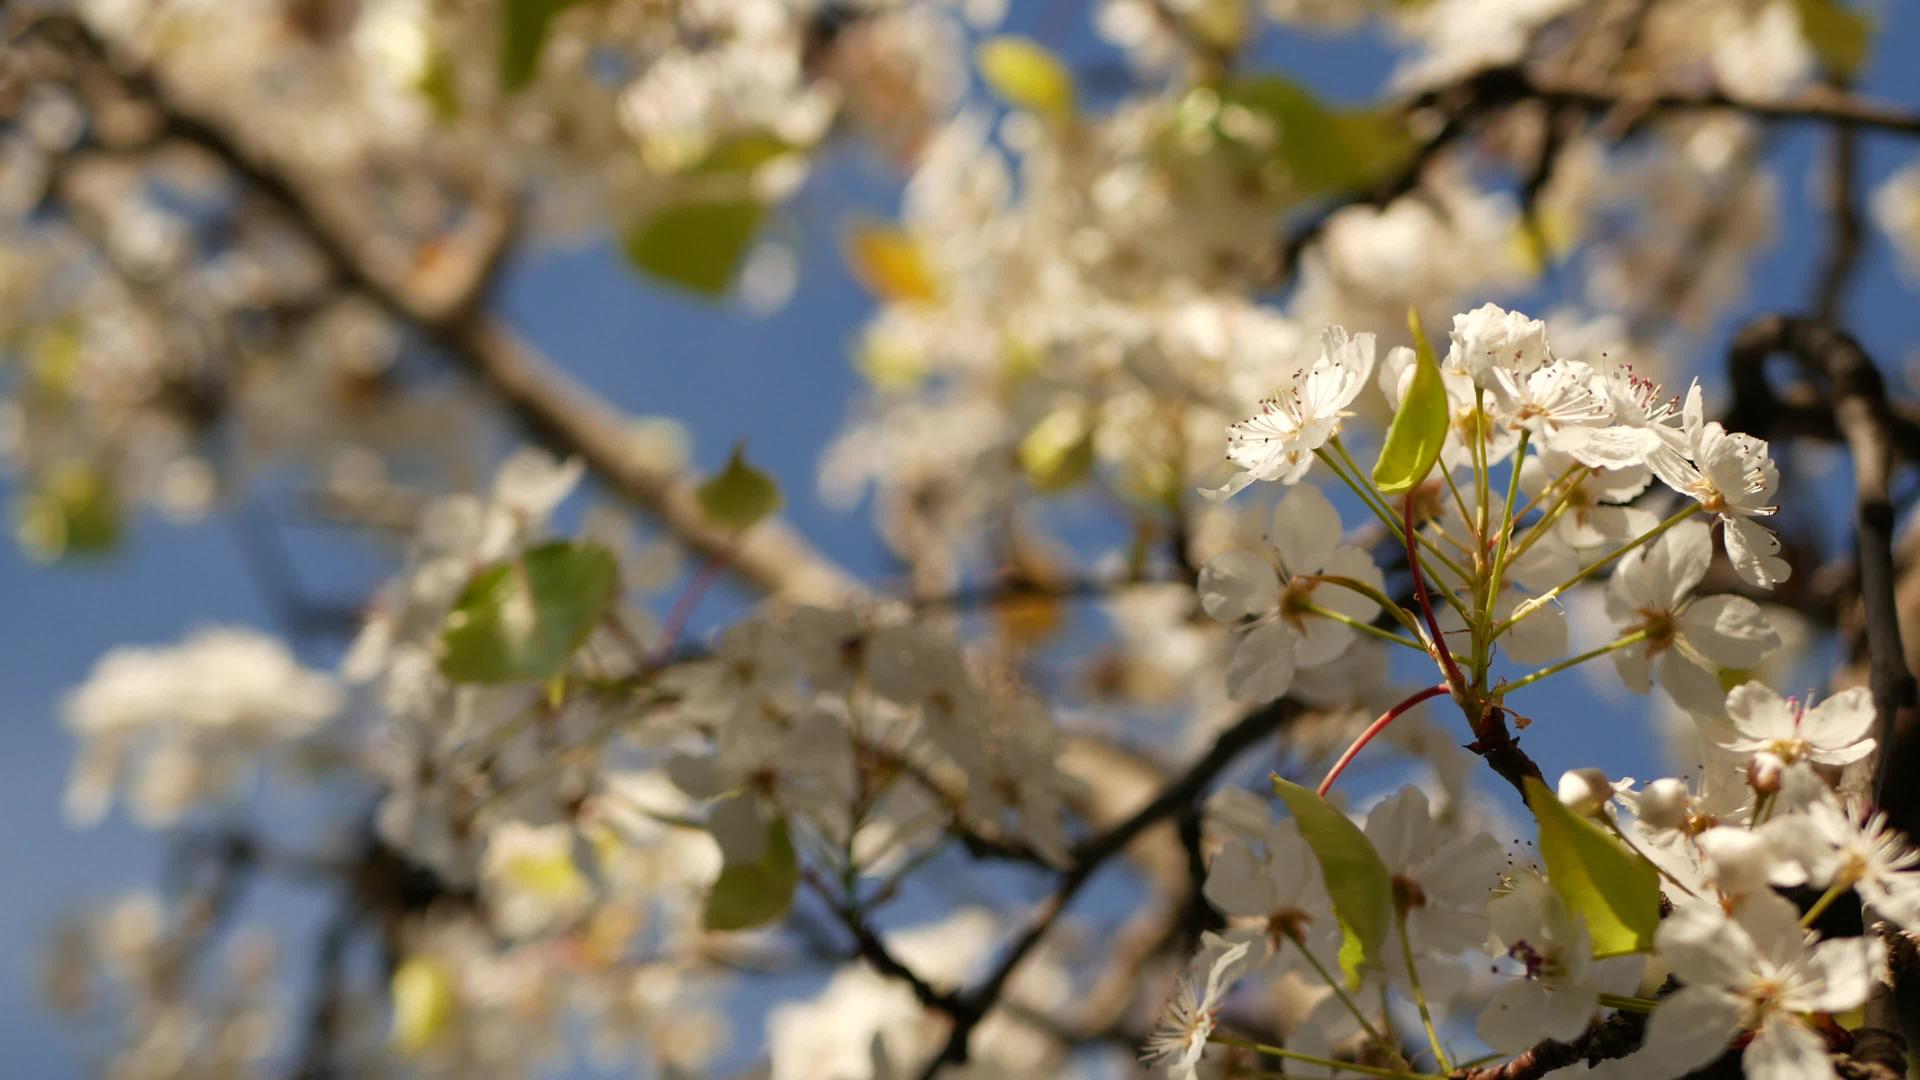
[37,13,860,605]
[915,698,1301,1075]
[1726,315,1920,1064]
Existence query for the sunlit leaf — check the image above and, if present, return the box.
[416,44,460,121]
[623,199,766,297]
[696,442,783,530]
[693,130,796,175]
[1525,777,1661,956]
[1793,0,1873,79]
[855,334,928,392]
[1372,309,1448,496]
[440,540,619,684]
[391,957,459,1054]
[843,223,942,304]
[1213,76,1415,197]
[499,0,580,91]
[977,36,1074,121]
[704,817,799,931]
[1272,776,1392,987]
[1018,408,1095,493]
[14,460,118,562]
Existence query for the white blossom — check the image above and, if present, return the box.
[1639,894,1870,1080]
[1205,327,1376,500]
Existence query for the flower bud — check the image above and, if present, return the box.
[1698,826,1771,897]
[1635,778,1691,831]
[1556,768,1611,817]
[1748,752,1784,795]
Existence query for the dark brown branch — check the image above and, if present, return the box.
[1449,1003,1648,1080]
[1726,316,1919,1067]
[1522,72,1920,138]
[1814,115,1865,322]
[809,876,968,1016]
[1726,317,1920,828]
[1271,64,1920,290]
[914,697,1302,1076]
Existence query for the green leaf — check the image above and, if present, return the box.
[692,130,796,176]
[1017,408,1096,493]
[14,460,118,562]
[696,442,783,530]
[1372,309,1449,497]
[623,199,766,297]
[1213,76,1416,197]
[416,44,461,122]
[704,818,799,931]
[1793,0,1873,79]
[1524,777,1661,956]
[977,36,1074,121]
[440,540,619,684]
[1272,777,1393,987]
[499,0,580,91]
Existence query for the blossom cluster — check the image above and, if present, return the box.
[13,0,1915,1077]
[1140,302,1905,1079]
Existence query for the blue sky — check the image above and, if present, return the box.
[7,4,1920,1074]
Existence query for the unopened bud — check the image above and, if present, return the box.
[1747,752,1785,795]
[1635,778,1690,831]
[1556,768,1612,817]
[1698,826,1771,898]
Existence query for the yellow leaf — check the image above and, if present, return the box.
[1018,408,1095,493]
[844,223,942,304]
[977,36,1074,121]
[391,958,459,1054]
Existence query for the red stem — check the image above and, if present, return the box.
[1317,682,1450,796]
[1403,493,1466,695]
[653,554,728,663]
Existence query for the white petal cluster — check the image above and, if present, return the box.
[1196,484,1385,702]
[63,627,341,826]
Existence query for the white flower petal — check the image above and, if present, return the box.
[1639,986,1745,1079]
[1198,552,1280,622]
[1723,516,1791,589]
[1271,484,1342,578]
[1743,1016,1835,1080]
[1226,622,1296,703]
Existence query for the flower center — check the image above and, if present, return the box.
[1766,737,1811,765]
[1267,907,1311,947]
[1634,607,1676,653]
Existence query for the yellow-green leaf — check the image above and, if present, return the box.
[14,460,118,562]
[977,36,1074,121]
[697,442,783,530]
[1524,777,1661,956]
[844,223,942,304]
[391,957,458,1054]
[440,540,619,684]
[1017,408,1095,493]
[693,130,796,176]
[1272,776,1392,987]
[623,199,766,297]
[1793,0,1873,79]
[1213,76,1415,197]
[1372,309,1449,496]
[416,43,461,121]
[499,0,580,91]
[704,818,799,931]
